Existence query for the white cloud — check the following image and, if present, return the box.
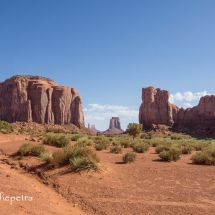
[174,92,183,101]
[83,104,138,121]
[183,103,193,108]
[169,90,208,103]
[84,115,105,121]
[169,94,174,103]
[87,104,131,111]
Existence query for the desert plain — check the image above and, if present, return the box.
[0,130,215,215]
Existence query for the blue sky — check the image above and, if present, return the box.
[0,0,215,131]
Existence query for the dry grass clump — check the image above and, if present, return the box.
[132,141,150,153]
[51,145,103,172]
[122,152,136,163]
[76,137,94,147]
[112,140,120,146]
[191,147,215,165]
[120,139,131,148]
[158,146,182,162]
[70,156,102,173]
[18,143,47,156]
[94,137,110,151]
[110,146,122,154]
[39,152,53,163]
[155,143,172,154]
[140,132,153,139]
[171,136,182,140]
[70,134,84,141]
[0,120,14,133]
[181,146,192,154]
[42,133,70,148]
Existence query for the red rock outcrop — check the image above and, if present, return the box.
[102,117,124,135]
[0,75,84,127]
[139,86,215,135]
[139,87,174,128]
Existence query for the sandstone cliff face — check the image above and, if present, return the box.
[139,86,215,135]
[139,87,174,128]
[0,76,84,127]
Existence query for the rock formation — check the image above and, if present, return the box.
[102,117,124,135]
[139,86,215,135]
[88,123,100,133]
[0,75,84,127]
[139,87,174,128]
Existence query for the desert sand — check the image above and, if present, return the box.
[0,133,215,215]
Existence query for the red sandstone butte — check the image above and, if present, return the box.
[102,117,124,134]
[0,75,84,127]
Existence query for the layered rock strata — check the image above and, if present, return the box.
[0,75,84,127]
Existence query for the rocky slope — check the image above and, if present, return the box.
[139,86,215,135]
[0,75,84,127]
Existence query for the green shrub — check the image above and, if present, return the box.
[171,136,182,140]
[192,142,210,151]
[70,156,102,172]
[156,143,171,154]
[67,146,100,162]
[132,142,150,153]
[76,137,94,147]
[122,152,136,163]
[70,134,84,141]
[141,132,153,139]
[95,143,107,151]
[39,152,53,163]
[158,147,182,162]
[112,140,120,146]
[126,123,143,139]
[0,129,8,134]
[51,145,100,167]
[43,133,70,148]
[120,139,130,148]
[191,148,215,165]
[151,141,159,147]
[182,146,192,154]
[51,150,68,167]
[95,139,110,151]
[0,120,14,133]
[18,143,47,156]
[110,146,122,154]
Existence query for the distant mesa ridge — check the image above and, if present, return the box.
[102,117,124,135]
[139,86,215,135]
[0,75,84,128]
[88,123,100,133]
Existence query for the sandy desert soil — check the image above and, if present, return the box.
[0,134,87,215]
[0,133,215,215]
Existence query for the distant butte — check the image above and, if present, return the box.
[102,117,124,135]
[0,75,84,128]
[139,86,215,136]
[88,123,100,133]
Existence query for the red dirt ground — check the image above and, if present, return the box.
[0,133,215,215]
